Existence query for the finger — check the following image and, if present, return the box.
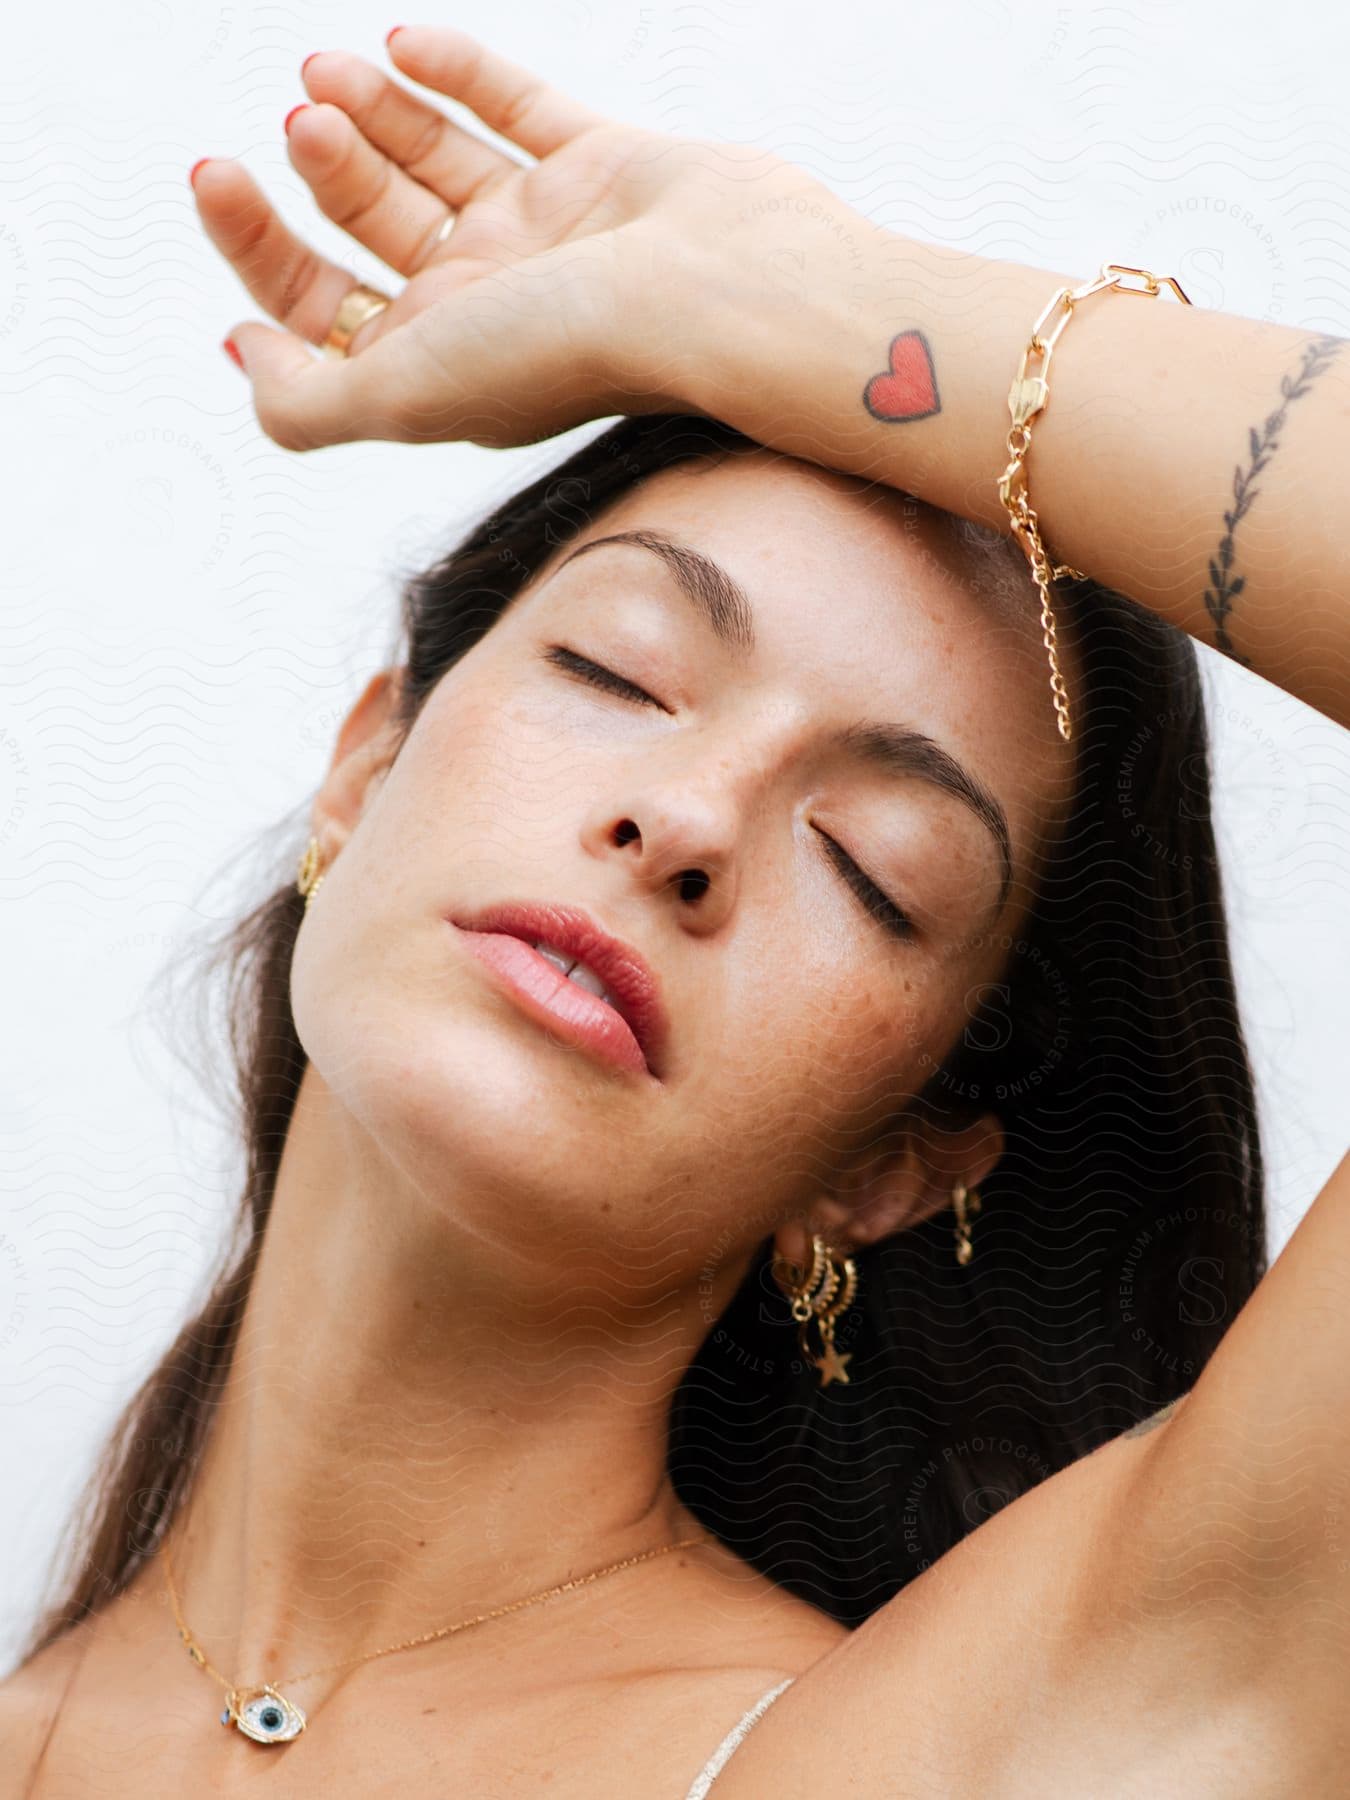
[192,157,386,348]
[224,317,416,451]
[386,25,609,159]
[228,248,622,454]
[300,47,521,214]
[286,100,459,279]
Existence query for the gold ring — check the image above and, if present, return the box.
[408,211,458,273]
[321,283,394,360]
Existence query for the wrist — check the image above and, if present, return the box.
[679,209,1077,533]
[631,160,889,424]
[676,176,896,423]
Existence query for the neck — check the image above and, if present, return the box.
[153,1065,731,1702]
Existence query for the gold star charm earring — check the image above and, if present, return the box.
[775,1232,859,1388]
[296,835,326,907]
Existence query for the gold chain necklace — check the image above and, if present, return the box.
[162,1528,705,1745]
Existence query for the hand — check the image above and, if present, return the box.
[193,26,792,451]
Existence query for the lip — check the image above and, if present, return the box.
[446,901,669,1080]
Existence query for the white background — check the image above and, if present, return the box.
[3,0,1348,1670]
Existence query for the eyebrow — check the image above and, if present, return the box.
[558,529,757,654]
[554,529,1013,912]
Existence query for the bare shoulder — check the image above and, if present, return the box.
[0,1627,91,1800]
[706,1403,1318,1797]
[0,1544,846,1800]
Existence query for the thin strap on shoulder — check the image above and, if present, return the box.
[683,1676,796,1800]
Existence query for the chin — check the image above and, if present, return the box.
[292,957,638,1243]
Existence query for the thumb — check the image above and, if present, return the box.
[222,321,406,452]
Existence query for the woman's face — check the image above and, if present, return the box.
[292,449,1075,1287]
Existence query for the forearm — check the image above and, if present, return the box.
[686,204,1350,727]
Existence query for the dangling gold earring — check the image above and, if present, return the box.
[775,1232,859,1389]
[952,1180,982,1266]
[296,835,326,907]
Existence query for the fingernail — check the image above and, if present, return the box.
[385,25,406,47]
[189,158,211,188]
[284,104,309,137]
[222,338,244,371]
[301,52,321,77]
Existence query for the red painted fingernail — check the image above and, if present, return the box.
[385,25,406,47]
[284,104,309,137]
[301,52,321,77]
[189,158,211,188]
[222,338,244,371]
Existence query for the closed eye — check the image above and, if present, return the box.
[540,645,667,710]
[543,644,915,942]
[818,832,917,942]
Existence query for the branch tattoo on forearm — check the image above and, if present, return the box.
[1205,333,1343,660]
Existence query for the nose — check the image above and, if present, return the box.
[582,695,821,933]
[582,746,753,935]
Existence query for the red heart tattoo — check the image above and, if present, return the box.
[863,330,941,422]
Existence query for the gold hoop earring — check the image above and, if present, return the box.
[775,1232,859,1388]
[296,835,326,907]
[952,1181,982,1266]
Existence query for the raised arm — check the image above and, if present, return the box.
[1079,1148,1350,1726]
[686,204,1350,1716]
[683,219,1350,729]
[198,25,1350,735]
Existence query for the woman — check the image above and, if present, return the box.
[6,24,1347,1796]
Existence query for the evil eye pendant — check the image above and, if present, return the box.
[223,1684,307,1744]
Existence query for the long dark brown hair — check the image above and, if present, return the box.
[16,412,1265,1658]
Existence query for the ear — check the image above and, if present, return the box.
[310,668,404,864]
[775,1112,1005,1273]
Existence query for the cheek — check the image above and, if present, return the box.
[695,955,950,1168]
[823,982,949,1120]
[287,733,460,1113]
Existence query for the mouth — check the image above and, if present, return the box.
[446,901,669,1081]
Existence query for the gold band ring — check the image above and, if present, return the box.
[321,284,394,360]
[321,213,457,359]
[409,209,459,272]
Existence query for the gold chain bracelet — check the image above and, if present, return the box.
[997,262,1193,743]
